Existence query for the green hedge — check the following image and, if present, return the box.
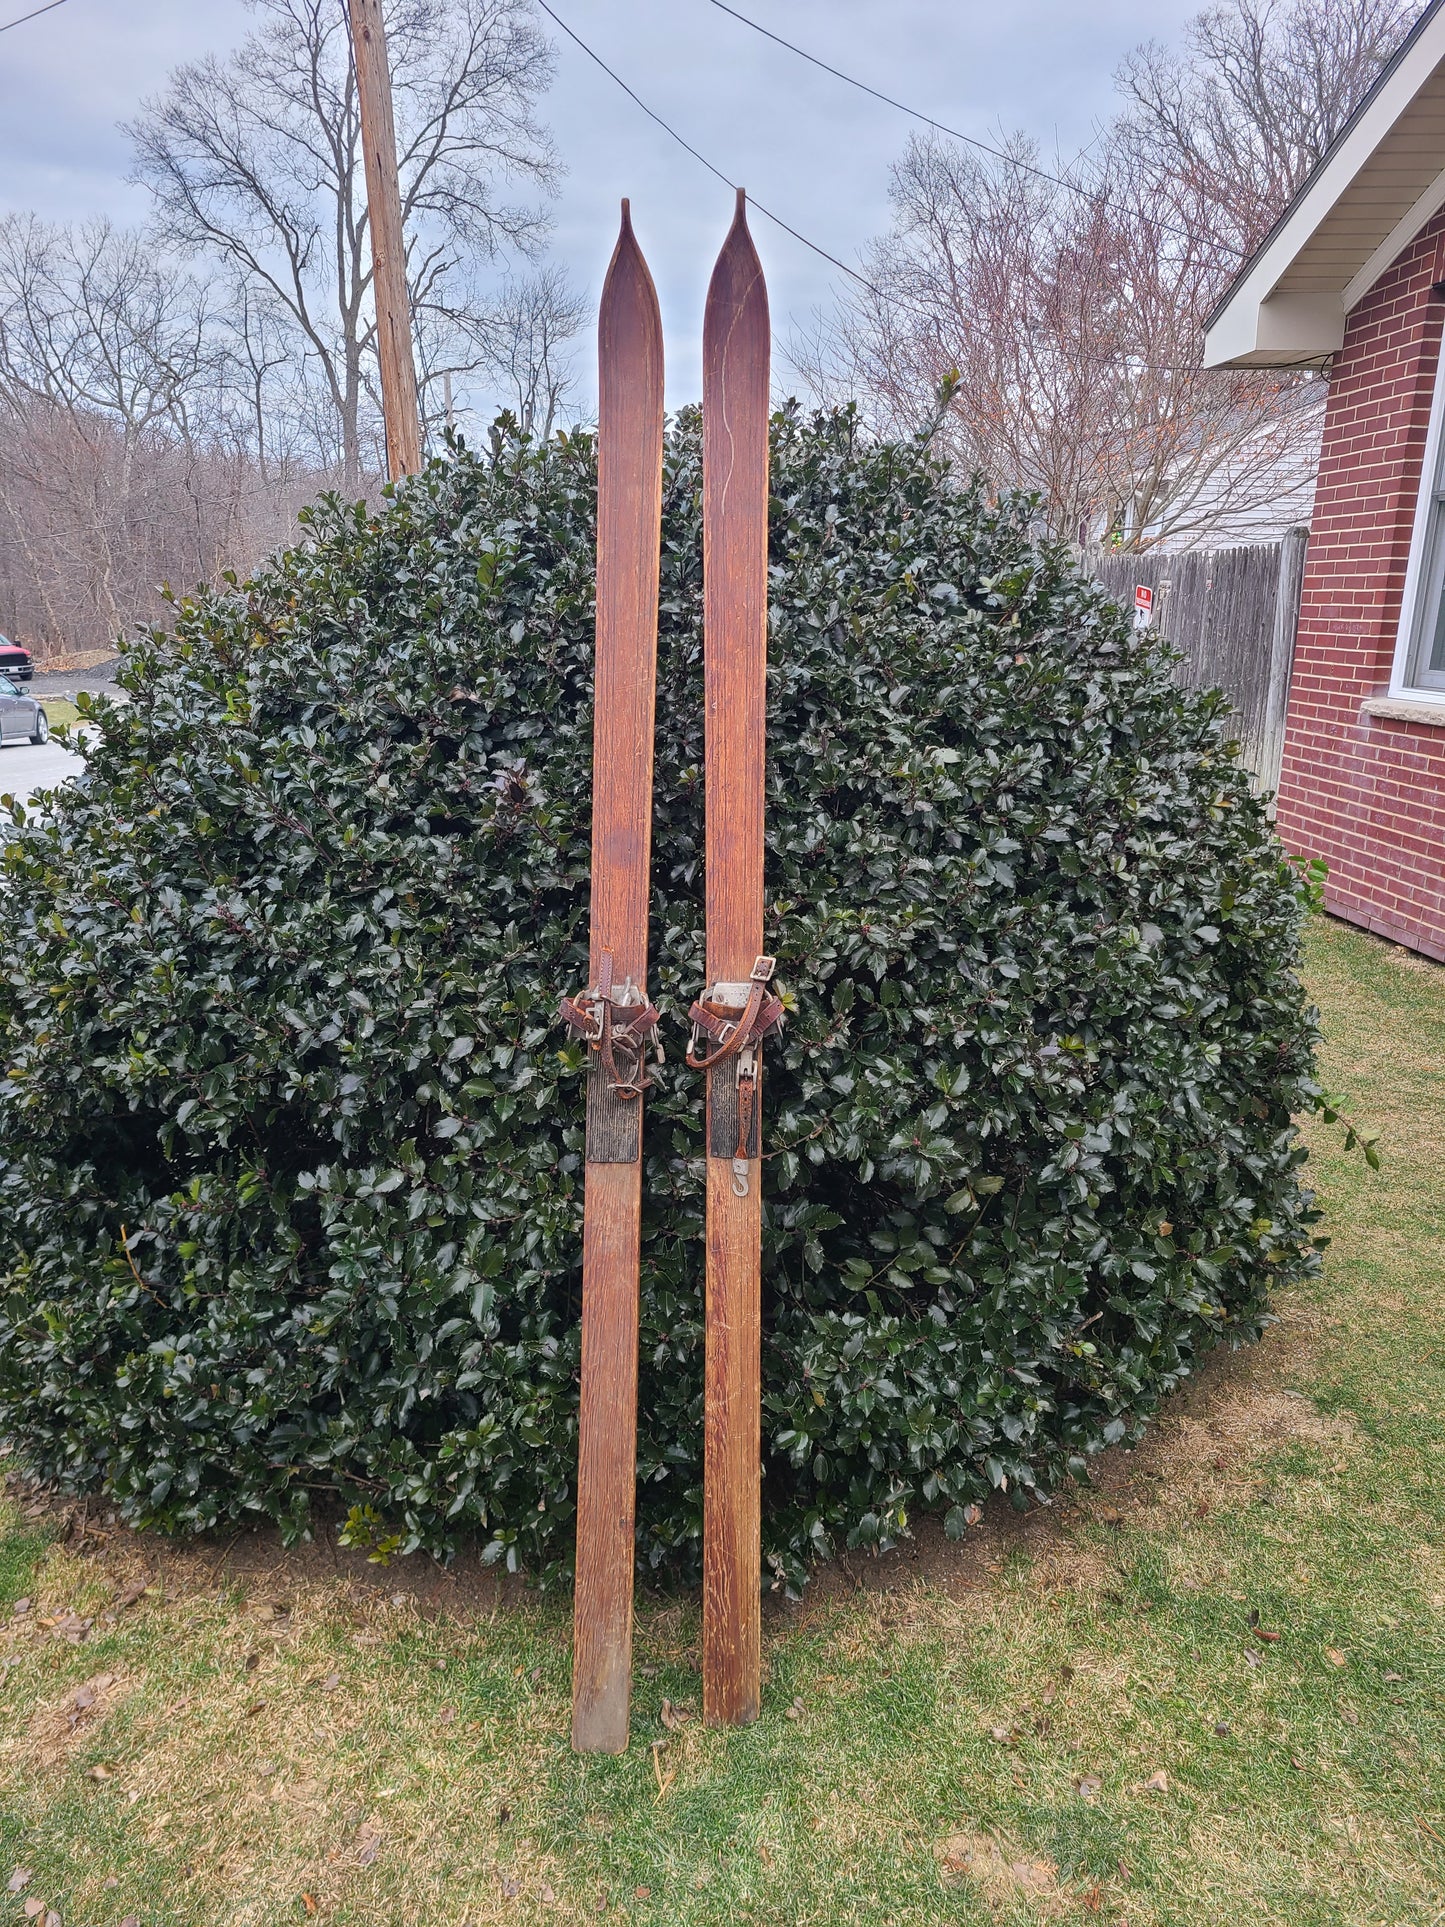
[0,406,1322,1583]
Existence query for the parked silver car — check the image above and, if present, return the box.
[0,676,49,744]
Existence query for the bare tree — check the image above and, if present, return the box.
[128,0,558,489]
[1115,0,1430,253]
[798,135,1321,550]
[0,216,210,447]
[801,0,1418,549]
[467,264,584,437]
[0,216,322,660]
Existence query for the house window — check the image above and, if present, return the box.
[1403,478,1445,691]
[1397,335,1445,697]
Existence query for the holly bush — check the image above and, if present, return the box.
[0,406,1323,1584]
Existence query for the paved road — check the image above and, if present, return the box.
[0,735,87,807]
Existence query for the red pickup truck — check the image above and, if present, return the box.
[0,637,33,682]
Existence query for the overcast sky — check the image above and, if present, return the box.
[0,0,1206,413]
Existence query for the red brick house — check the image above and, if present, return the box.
[1204,0,1445,960]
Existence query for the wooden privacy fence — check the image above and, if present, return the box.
[1087,528,1309,798]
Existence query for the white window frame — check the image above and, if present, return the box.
[1390,325,1445,702]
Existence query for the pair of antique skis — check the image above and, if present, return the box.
[565,191,774,1752]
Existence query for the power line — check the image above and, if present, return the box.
[535,0,1268,382]
[702,0,1242,260]
[0,0,69,32]
[533,0,876,294]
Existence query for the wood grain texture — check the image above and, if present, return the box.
[571,202,664,1755]
[590,202,664,995]
[349,0,422,480]
[703,1154,761,1724]
[701,190,770,1729]
[572,1161,644,1751]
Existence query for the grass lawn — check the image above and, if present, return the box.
[0,914,1441,1926]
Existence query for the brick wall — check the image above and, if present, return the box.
[1276,208,1445,961]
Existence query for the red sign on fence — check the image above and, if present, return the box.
[1134,584,1154,629]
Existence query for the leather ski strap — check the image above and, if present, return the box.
[561,949,662,1103]
[686,957,784,1161]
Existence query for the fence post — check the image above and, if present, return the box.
[1260,526,1309,804]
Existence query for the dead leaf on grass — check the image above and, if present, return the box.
[1075,1775,1103,1799]
[501,1874,521,1899]
[1141,1769,1170,1793]
[26,1671,126,1768]
[355,1820,383,1867]
[659,1697,691,1731]
[936,1829,1061,1910]
[1325,1648,1347,1667]
[301,1894,318,1917]
[7,1872,32,1896]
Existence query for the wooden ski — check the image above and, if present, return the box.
[562,201,664,1755]
[689,190,779,1728]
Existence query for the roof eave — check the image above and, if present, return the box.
[1202,293,1345,371]
[1202,0,1445,368]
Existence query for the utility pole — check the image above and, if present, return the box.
[350,0,423,480]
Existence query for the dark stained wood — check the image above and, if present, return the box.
[571,202,664,1755]
[585,1054,643,1164]
[707,1069,759,1160]
[701,190,770,1729]
[349,0,422,479]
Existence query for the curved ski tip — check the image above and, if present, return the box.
[708,186,764,307]
[599,197,662,351]
[604,196,652,286]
